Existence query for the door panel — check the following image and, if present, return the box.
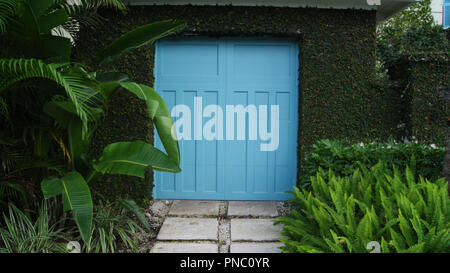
[154,38,298,200]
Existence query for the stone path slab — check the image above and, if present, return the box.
[228,201,278,217]
[157,217,218,241]
[230,242,284,253]
[230,219,284,241]
[152,200,287,253]
[169,200,221,216]
[151,242,218,253]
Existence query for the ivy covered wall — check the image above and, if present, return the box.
[74,5,382,203]
[409,60,449,144]
[388,57,450,145]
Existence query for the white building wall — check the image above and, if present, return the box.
[431,0,443,25]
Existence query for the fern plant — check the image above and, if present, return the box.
[276,162,450,253]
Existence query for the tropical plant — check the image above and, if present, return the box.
[0,0,185,246]
[0,202,71,253]
[276,162,450,253]
[0,176,38,214]
[0,0,127,60]
[86,200,143,253]
[117,198,151,231]
[376,0,449,63]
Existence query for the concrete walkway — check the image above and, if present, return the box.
[150,200,285,253]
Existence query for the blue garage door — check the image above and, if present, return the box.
[154,38,298,200]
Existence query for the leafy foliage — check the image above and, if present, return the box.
[86,200,143,253]
[41,172,93,244]
[117,198,151,231]
[0,202,71,253]
[96,19,186,67]
[0,0,19,34]
[0,59,102,134]
[93,141,181,177]
[0,200,145,253]
[300,139,445,188]
[276,162,450,253]
[377,0,449,63]
[376,0,449,148]
[0,175,38,212]
[395,60,450,146]
[0,0,185,246]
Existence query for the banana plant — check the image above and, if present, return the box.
[40,22,184,245]
[0,0,186,245]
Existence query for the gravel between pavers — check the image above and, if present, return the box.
[218,201,230,253]
[123,200,173,253]
[276,201,292,217]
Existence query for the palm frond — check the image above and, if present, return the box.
[55,0,126,16]
[65,11,104,30]
[0,58,103,135]
[55,0,126,40]
[0,0,19,33]
[60,11,106,42]
[75,0,127,11]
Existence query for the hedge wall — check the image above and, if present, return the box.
[388,56,450,146]
[409,59,449,144]
[74,5,382,204]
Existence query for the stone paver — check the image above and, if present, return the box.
[157,217,218,241]
[230,219,284,241]
[228,201,278,217]
[151,242,218,253]
[152,200,287,253]
[230,242,284,253]
[169,200,221,216]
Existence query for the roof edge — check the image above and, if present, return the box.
[124,0,417,23]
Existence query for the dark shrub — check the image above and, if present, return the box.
[300,139,444,188]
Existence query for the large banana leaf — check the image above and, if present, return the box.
[44,100,103,173]
[118,198,151,231]
[93,141,181,177]
[97,80,180,165]
[41,172,93,244]
[96,19,186,67]
[95,71,129,83]
[119,82,180,165]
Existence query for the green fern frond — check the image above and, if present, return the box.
[398,210,415,246]
[278,161,449,253]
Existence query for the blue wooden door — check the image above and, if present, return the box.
[154,38,298,200]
